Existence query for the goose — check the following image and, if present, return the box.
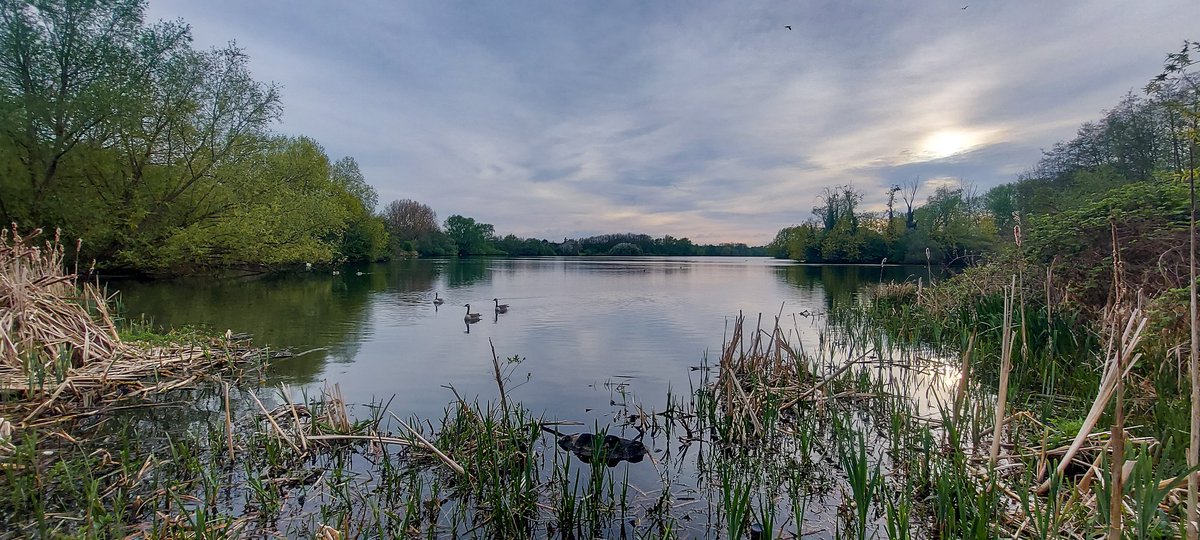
[493,298,509,313]
[433,293,445,306]
[464,304,483,322]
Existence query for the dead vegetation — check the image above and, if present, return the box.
[0,226,264,425]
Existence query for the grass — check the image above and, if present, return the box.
[5,259,1200,538]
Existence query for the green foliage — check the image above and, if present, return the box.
[496,234,556,256]
[915,186,994,263]
[340,215,390,263]
[444,215,498,256]
[0,0,388,273]
[771,182,995,265]
[1024,178,1190,307]
[572,232,762,256]
[607,242,643,256]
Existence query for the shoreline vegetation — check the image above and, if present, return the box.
[5,228,1200,537]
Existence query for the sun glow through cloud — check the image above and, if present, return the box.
[920,130,983,160]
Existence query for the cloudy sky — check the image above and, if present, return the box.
[147,1,1195,244]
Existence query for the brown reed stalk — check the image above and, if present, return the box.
[1036,309,1146,494]
[224,382,235,459]
[1109,221,1127,539]
[989,276,1016,469]
[952,331,976,429]
[1,227,126,373]
[392,412,464,475]
[249,391,300,453]
[489,338,508,415]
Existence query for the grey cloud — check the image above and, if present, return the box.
[147,0,1197,244]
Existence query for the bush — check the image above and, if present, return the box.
[608,242,643,256]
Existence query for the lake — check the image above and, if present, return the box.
[99,257,945,537]
[110,257,929,423]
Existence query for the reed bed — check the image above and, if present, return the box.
[0,228,265,427]
[1,227,124,372]
[863,259,1200,539]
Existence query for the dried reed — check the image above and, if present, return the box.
[0,227,264,424]
[988,276,1017,469]
[0,226,125,373]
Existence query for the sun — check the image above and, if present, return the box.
[920,130,978,159]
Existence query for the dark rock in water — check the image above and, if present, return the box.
[557,433,648,467]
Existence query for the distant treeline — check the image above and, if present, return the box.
[380,202,766,258]
[560,233,766,257]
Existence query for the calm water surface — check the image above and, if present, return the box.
[109,257,943,537]
[112,258,927,423]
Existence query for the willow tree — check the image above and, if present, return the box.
[0,0,286,266]
[100,43,282,263]
[0,0,187,222]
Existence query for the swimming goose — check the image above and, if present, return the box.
[493,298,509,313]
[433,293,444,306]
[464,304,483,322]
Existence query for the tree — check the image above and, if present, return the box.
[331,157,377,212]
[0,0,393,272]
[608,242,642,256]
[916,183,991,263]
[901,178,920,230]
[814,185,862,232]
[985,183,1018,240]
[328,156,385,262]
[0,0,185,222]
[443,215,496,256]
[383,199,453,256]
[143,136,349,270]
[886,184,901,238]
[0,0,286,269]
[384,199,440,241]
[339,214,389,262]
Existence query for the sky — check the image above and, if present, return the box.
[146,1,1197,245]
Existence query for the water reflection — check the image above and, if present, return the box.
[97,258,962,538]
[444,258,490,287]
[110,258,925,423]
[111,272,386,382]
[774,264,934,309]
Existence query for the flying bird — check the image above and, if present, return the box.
[784,25,792,30]
[961,5,968,9]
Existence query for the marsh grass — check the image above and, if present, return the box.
[10,264,1200,539]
